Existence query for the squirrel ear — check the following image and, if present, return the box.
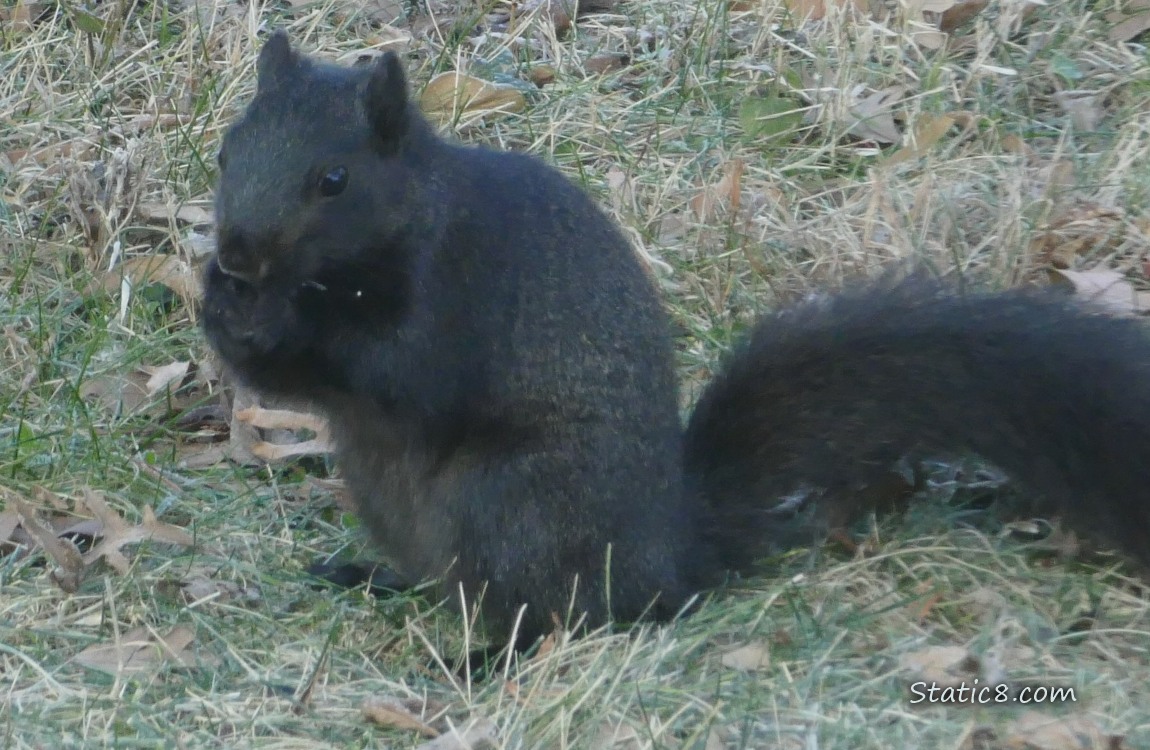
[364,51,410,142]
[256,29,297,91]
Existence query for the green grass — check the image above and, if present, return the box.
[3,0,1150,746]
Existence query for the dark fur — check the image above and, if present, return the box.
[203,32,1150,648]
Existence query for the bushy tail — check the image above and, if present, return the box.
[684,276,1150,572]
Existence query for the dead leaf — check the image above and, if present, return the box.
[73,625,197,676]
[584,53,630,76]
[3,140,90,170]
[1108,0,1150,42]
[908,21,948,49]
[848,86,905,144]
[81,361,191,417]
[0,510,20,551]
[176,444,231,469]
[1049,269,1138,315]
[938,0,988,31]
[882,113,959,166]
[899,645,979,687]
[420,73,526,125]
[413,718,499,750]
[80,370,151,416]
[2,0,49,31]
[782,0,867,22]
[96,254,201,300]
[136,203,213,226]
[287,0,406,24]
[720,642,771,671]
[1004,710,1120,750]
[363,699,440,738]
[358,0,407,25]
[1001,133,1033,156]
[80,489,194,575]
[523,0,579,35]
[527,65,557,87]
[605,166,636,216]
[1055,92,1102,133]
[1030,204,1130,269]
[531,631,559,663]
[913,0,958,11]
[144,361,191,396]
[9,496,86,592]
[591,722,644,750]
[909,591,944,622]
[180,574,262,606]
[691,159,745,222]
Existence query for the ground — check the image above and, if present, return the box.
[2,0,1150,747]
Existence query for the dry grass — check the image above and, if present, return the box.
[3,0,1150,746]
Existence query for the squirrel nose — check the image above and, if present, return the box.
[215,256,261,283]
[215,226,272,283]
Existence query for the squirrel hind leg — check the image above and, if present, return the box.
[307,558,413,596]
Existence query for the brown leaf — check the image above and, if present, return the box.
[176,443,232,469]
[584,52,630,76]
[591,722,644,750]
[691,159,745,222]
[2,0,48,31]
[73,626,197,676]
[523,0,579,35]
[413,718,499,750]
[144,361,192,396]
[356,0,407,25]
[420,73,526,124]
[362,699,440,738]
[1005,710,1121,750]
[98,254,201,300]
[605,166,636,216]
[3,140,89,170]
[0,510,21,551]
[9,496,85,592]
[899,645,979,687]
[80,361,191,418]
[848,86,905,144]
[1108,0,1150,42]
[720,642,771,671]
[180,574,261,606]
[1049,269,1139,316]
[1029,201,1133,268]
[882,113,959,166]
[938,0,988,32]
[80,370,152,416]
[1055,92,1103,133]
[782,0,867,22]
[286,0,406,24]
[136,203,214,226]
[527,65,557,87]
[80,489,194,575]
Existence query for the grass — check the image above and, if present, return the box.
[3,0,1150,746]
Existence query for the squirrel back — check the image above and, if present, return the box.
[202,32,1150,650]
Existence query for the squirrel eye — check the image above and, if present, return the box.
[318,166,348,197]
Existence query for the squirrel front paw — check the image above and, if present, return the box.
[201,255,306,364]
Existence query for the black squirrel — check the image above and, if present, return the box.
[202,31,1150,652]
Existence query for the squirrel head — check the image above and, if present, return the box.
[213,31,433,308]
